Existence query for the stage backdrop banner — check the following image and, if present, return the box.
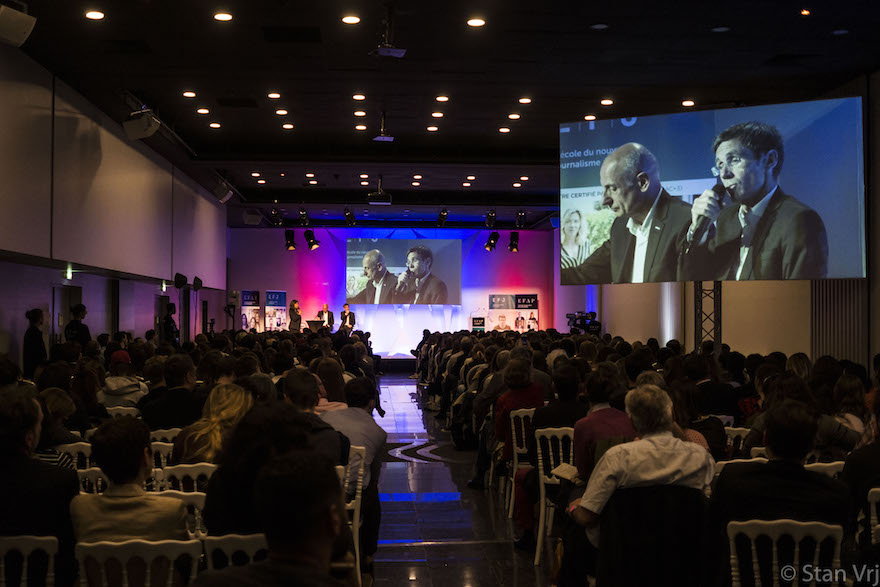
[488,293,539,332]
[241,290,262,332]
[265,290,287,331]
[346,238,462,305]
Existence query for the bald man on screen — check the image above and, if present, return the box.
[351,249,397,305]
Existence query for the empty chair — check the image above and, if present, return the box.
[56,441,92,469]
[149,428,182,443]
[726,519,843,587]
[151,442,174,468]
[507,408,536,518]
[77,467,110,494]
[106,406,140,419]
[203,534,268,571]
[0,536,58,587]
[804,461,845,479]
[533,427,574,566]
[75,539,201,587]
[157,491,206,539]
[162,463,217,492]
[724,427,750,458]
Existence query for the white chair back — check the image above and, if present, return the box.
[106,406,140,418]
[507,408,536,519]
[149,428,182,443]
[804,461,844,479]
[343,446,366,587]
[724,427,750,457]
[726,519,843,587]
[157,491,206,539]
[710,414,735,427]
[151,442,174,468]
[56,441,92,469]
[0,536,58,587]
[146,468,165,492]
[75,539,201,587]
[77,467,110,494]
[714,458,768,478]
[533,427,574,566]
[161,463,217,492]
[203,534,268,571]
[335,465,345,485]
[749,446,767,459]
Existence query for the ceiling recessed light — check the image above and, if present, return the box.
[305,173,315,178]
[251,172,260,177]
[467,18,486,27]
[354,110,366,117]
[520,176,529,181]
[355,124,367,131]
[209,122,221,128]
[518,97,532,104]
[214,12,232,21]
[360,181,369,186]
[508,113,521,120]
[590,23,609,30]
[359,174,369,179]
[196,108,210,115]
[275,109,288,116]
[498,127,510,133]
[584,114,596,121]
[436,95,449,102]
[413,174,422,179]
[282,123,294,130]
[309,180,318,185]
[85,10,104,20]
[711,26,730,33]
[800,8,811,16]
[412,181,420,187]
[466,175,476,181]
[427,126,438,132]
[280,173,285,177]
[513,183,522,188]
[267,92,281,99]
[431,112,444,118]
[600,98,614,106]
[342,15,360,24]
[352,94,366,100]
[257,179,266,184]
[462,182,471,187]
[682,100,695,107]
[182,91,196,98]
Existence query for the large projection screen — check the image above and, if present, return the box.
[346,239,462,305]
[559,97,865,285]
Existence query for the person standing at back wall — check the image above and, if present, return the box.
[64,303,91,347]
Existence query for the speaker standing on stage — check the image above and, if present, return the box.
[317,304,334,329]
[340,304,356,329]
[289,299,302,332]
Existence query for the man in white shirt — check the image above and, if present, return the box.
[316,304,333,329]
[570,384,714,546]
[560,143,693,285]
[683,121,827,281]
[353,250,397,305]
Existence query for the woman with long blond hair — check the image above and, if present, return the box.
[560,208,591,269]
[171,383,253,464]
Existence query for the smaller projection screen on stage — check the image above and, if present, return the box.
[559,97,866,285]
[346,238,462,305]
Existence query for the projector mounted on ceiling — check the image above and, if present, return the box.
[373,111,394,142]
[367,176,391,205]
[370,3,406,59]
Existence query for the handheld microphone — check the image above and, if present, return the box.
[685,182,727,254]
[396,269,412,293]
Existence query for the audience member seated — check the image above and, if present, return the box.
[171,383,254,464]
[96,350,148,408]
[69,365,110,429]
[671,381,725,460]
[0,388,79,587]
[140,354,203,430]
[193,452,351,587]
[570,384,714,547]
[283,368,350,465]
[572,371,635,482]
[38,387,82,446]
[204,402,311,536]
[841,393,880,545]
[135,355,168,410]
[320,377,387,575]
[710,400,851,586]
[71,416,188,542]
[833,373,868,437]
[494,357,545,462]
[684,353,737,417]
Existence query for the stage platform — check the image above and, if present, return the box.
[375,355,417,373]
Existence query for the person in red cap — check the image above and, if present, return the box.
[98,350,149,407]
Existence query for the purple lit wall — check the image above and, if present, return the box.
[229,228,556,356]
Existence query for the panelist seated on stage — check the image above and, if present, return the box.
[317,304,334,328]
[351,249,397,305]
[394,245,448,305]
[560,143,692,285]
[340,304,356,329]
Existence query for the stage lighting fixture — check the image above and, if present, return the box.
[269,207,283,227]
[304,230,320,250]
[484,231,499,251]
[485,210,496,228]
[173,273,187,288]
[437,209,448,227]
[192,277,203,291]
[285,229,296,250]
[345,208,356,226]
[509,231,519,253]
[516,210,526,228]
[299,208,310,226]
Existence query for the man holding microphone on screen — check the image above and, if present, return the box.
[395,245,448,305]
[682,121,828,281]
